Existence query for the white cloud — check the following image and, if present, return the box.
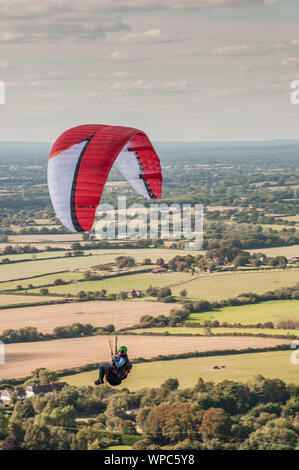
[275,39,299,51]
[107,51,128,61]
[118,29,187,45]
[6,80,51,89]
[211,44,253,56]
[281,57,299,68]
[0,1,131,43]
[105,51,146,63]
[113,71,133,78]
[210,44,272,56]
[108,79,199,93]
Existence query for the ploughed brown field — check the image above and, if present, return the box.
[0,335,291,380]
[0,294,62,307]
[0,300,173,333]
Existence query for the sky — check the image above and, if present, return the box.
[0,0,299,142]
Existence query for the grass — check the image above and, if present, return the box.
[0,248,202,282]
[61,350,299,390]
[261,224,295,232]
[0,271,76,290]
[186,299,299,326]
[131,326,299,337]
[248,245,299,258]
[105,446,132,450]
[171,269,299,301]
[0,293,62,306]
[36,272,191,296]
[0,251,69,262]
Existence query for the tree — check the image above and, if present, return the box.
[252,376,289,404]
[156,258,165,266]
[144,403,202,442]
[38,369,58,385]
[200,408,232,441]
[117,420,137,435]
[157,287,172,299]
[23,423,51,450]
[160,378,179,393]
[132,438,154,450]
[1,433,22,450]
[242,426,297,450]
[40,288,49,295]
[0,409,9,439]
[180,289,188,298]
[233,255,249,267]
[14,399,35,418]
[71,242,81,251]
[173,439,201,450]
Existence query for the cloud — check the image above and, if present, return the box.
[113,71,133,78]
[105,51,146,62]
[275,40,299,52]
[107,51,128,61]
[210,44,256,56]
[109,79,199,93]
[6,80,51,89]
[0,1,130,43]
[118,29,187,45]
[212,82,285,99]
[0,0,278,44]
[281,57,299,68]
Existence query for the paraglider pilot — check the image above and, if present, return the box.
[95,346,132,386]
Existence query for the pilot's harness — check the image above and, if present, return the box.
[107,335,132,380]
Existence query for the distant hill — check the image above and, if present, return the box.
[0,142,51,163]
[0,140,299,164]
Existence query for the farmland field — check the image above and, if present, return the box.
[0,248,203,282]
[186,299,299,326]
[0,335,290,380]
[61,350,298,390]
[0,271,76,290]
[42,271,191,295]
[0,300,172,333]
[131,326,299,338]
[0,251,69,261]
[248,245,299,257]
[0,294,62,307]
[9,234,83,243]
[261,224,296,232]
[170,269,299,301]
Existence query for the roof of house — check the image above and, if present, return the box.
[26,382,67,394]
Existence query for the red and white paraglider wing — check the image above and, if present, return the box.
[47,124,162,232]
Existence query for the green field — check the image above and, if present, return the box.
[0,271,76,290]
[248,245,299,258]
[105,446,131,450]
[261,224,296,232]
[0,265,154,291]
[186,299,299,326]
[131,326,299,337]
[0,248,202,282]
[61,350,299,390]
[0,251,69,262]
[33,271,191,296]
[171,269,299,301]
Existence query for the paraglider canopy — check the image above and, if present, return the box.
[47,124,162,232]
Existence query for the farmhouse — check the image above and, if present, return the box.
[122,288,143,299]
[152,266,168,273]
[0,382,67,404]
